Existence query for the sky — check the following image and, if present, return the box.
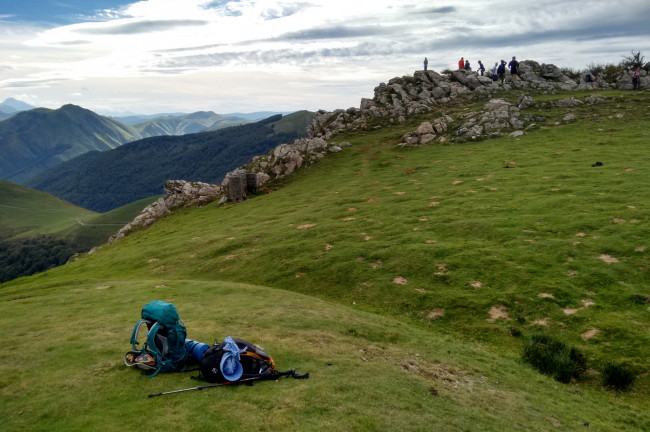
[1,0,648,115]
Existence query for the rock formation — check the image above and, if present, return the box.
[109,59,646,241]
[109,180,221,242]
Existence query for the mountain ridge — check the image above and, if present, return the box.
[27,111,316,212]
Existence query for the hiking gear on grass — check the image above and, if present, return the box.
[148,368,310,398]
[124,300,189,377]
[220,336,244,381]
[185,339,210,363]
[199,337,277,383]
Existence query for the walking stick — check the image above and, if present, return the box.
[148,369,309,398]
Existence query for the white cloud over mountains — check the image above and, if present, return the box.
[0,0,648,114]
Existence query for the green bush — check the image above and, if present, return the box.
[602,362,636,391]
[522,334,587,383]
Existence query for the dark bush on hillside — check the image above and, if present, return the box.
[522,334,587,383]
[602,362,636,391]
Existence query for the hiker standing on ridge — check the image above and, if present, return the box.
[632,67,641,90]
[492,62,499,81]
[508,56,519,77]
[497,60,506,83]
[464,60,471,71]
[458,57,465,70]
[424,57,428,71]
[478,60,485,76]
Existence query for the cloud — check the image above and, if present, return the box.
[260,2,313,20]
[275,24,407,41]
[416,6,457,14]
[77,19,209,35]
[0,0,648,114]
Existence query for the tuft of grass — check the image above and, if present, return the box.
[522,333,587,383]
[603,362,637,391]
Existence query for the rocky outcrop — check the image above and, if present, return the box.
[109,180,221,242]
[399,116,452,146]
[231,137,351,182]
[108,60,640,242]
[306,60,584,140]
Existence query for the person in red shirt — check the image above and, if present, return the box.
[458,57,465,70]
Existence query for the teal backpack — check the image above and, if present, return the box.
[124,300,189,377]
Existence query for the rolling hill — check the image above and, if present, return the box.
[0,180,157,282]
[0,86,647,430]
[0,102,286,186]
[0,104,142,184]
[27,110,316,212]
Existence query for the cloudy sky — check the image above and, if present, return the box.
[1,0,648,115]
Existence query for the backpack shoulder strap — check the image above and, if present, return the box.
[130,319,150,350]
[144,322,164,378]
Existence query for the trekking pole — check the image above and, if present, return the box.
[148,369,308,398]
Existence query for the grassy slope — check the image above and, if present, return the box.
[0,90,648,431]
[0,180,97,238]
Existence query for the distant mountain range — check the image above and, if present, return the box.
[0,98,289,184]
[0,104,142,184]
[0,98,36,119]
[27,111,316,212]
[130,111,250,136]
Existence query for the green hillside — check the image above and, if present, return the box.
[0,181,157,282]
[27,111,316,212]
[0,90,648,430]
[0,180,96,238]
[0,105,142,184]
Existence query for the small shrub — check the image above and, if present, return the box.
[602,362,636,391]
[522,334,587,383]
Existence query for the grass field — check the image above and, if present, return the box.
[1,89,648,431]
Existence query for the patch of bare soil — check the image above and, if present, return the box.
[563,308,578,315]
[532,318,549,326]
[427,309,445,319]
[599,254,619,263]
[487,305,510,322]
[434,263,447,275]
[581,328,600,341]
[358,348,479,391]
[393,276,407,285]
[297,223,317,229]
[538,293,555,299]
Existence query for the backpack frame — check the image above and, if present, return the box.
[124,301,189,378]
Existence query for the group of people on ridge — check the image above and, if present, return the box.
[457,56,519,83]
